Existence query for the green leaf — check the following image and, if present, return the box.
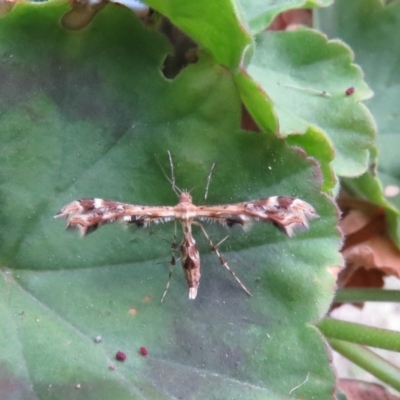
[0,2,341,398]
[146,1,375,184]
[148,0,252,68]
[286,126,337,194]
[246,28,375,178]
[318,0,400,244]
[234,70,279,135]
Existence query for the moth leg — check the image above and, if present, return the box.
[160,221,179,303]
[192,221,252,297]
[160,249,176,303]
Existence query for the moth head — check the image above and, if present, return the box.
[179,190,193,203]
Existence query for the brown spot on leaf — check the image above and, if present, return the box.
[143,295,152,303]
[128,307,138,316]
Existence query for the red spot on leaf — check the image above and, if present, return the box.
[345,87,355,96]
[115,351,126,361]
[140,347,148,356]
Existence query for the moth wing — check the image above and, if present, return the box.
[195,196,318,236]
[55,198,176,235]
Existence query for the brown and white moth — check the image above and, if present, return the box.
[55,152,318,300]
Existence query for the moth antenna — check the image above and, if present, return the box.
[155,151,182,198]
[167,150,182,197]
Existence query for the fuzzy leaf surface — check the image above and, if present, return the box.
[0,2,340,399]
[247,28,375,178]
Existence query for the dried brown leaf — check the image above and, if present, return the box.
[269,10,312,31]
[338,197,400,286]
[338,378,400,400]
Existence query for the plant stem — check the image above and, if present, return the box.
[318,318,400,352]
[329,338,400,392]
[335,289,400,303]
